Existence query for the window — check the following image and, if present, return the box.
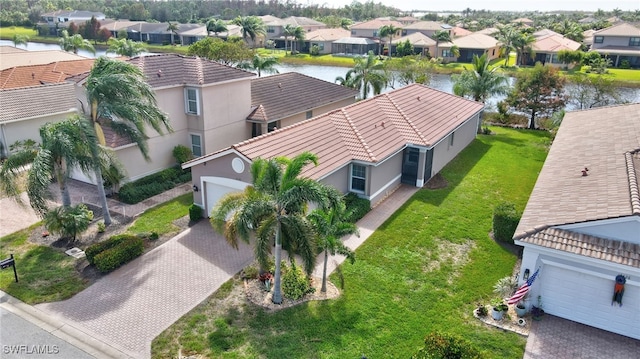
[252,123,262,137]
[442,49,453,57]
[306,110,313,119]
[184,88,199,115]
[312,42,324,51]
[594,36,604,44]
[630,37,640,46]
[373,30,378,37]
[190,134,202,157]
[267,121,280,132]
[351,164,366,193]
[267,26,275,33]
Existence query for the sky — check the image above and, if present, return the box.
[312,0,639,12]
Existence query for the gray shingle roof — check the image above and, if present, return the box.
[248,72,357,123]
[0,83,77,123]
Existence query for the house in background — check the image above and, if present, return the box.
[527,32,582,66]
[262,16,327,49]
[391,32,436,56]
[350,19,404,39]
[591,22,640,68]
[514,103,640,341]
[511,17,534,27]
[332,37,378,55]
[404,21,452,39]
[183,84,484,217]
[303,28,351,55]
[248,72,357,137]
[0,46,86,71]
[451,33,501,62]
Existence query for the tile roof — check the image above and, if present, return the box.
[452,27,473,37]
[453,33,499,49]
[0,59,95,89]
[305,28,351,42]
[533,29,562,38]
[518,228,640,268]
[0,49,87,71]
[594,22,640,36]
[278,16,325,27]
[392,32,436,46]
[533,34,581,53]
[351,19,404,30]
[0,46,27,54]
[0,83,77,123]
[404,21,449,31]
[334,37,377,45]
[248,72,357,123]
[188,85,483,179]
[100,19,144,32]
[126,54,254,87]
[515,103,640,241]
[475,27,499,36]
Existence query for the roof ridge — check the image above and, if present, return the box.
[341,107,376,162]
[195,57,204,85]
[625,150,640,215]
[383,92,429,145]
[1,67,15,88]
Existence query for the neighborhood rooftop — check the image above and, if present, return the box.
[0,58,95,89]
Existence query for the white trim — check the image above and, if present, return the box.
[182,147,252,169]
[369,174,402,200]
[416,178,424,187]
[201,176,250,189]
[189,133,203,157]
[349,163,367,193]
[184,87,200,115]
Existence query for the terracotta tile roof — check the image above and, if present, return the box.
[476,27,499,36]
[533,34,581,53]
[515,103,640,238]
[0,83,77,123]
[305,28,351,42]
[404,21,450,31]
[193,85,483,179]
[392,32,436,46]
[100,124,134,148]
[127,54,254,88]
[248,72,357,123]
[278,16,325,27]
[453,33,499,49]
[351,19,404,30]
[594,22,640,37]
[533,29,562,38]
[1,50,87,71]
[518,228,640,268]
[452,27,473,37]
[0,59,95,89]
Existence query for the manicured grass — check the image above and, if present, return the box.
[0,26,37,37]
[152,127,551,358]
[126,193,193,236]
[0,223,88,304]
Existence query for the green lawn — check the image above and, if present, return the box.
[152,127,551,358]
[127,193,193,235]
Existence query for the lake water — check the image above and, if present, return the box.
[3,40,638,110]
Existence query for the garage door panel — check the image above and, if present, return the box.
[204,179,249,218]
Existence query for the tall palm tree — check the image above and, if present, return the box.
[291,26,305,54]
[11,34,29,47]
[0,115,103,216]
[283,24,295,54]
[340,18,353,30]
[513,31,536,66]
[308,196,357,293]
[496,25,518,66]
[379,24,401,57]
[335,70,359,89]
[553,20,584,42]
[206,18,228,38]
[85,57,172,225]
[211,152,339,304]
[344,51,388,99]
[232,16,266,48]
[167,22,179,45]
[238,54,279,77]
[432,30,451,59]
[106,38,147,57]
[59,30,95,54]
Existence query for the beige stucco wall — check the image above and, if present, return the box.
[278,97,356,128]
[430,114,478,176]
[369,151,403,204]
[351,29,376,38]
[319,165,350,194]
[189,152,253,208]
[592,36,631,49]
[1,111,77,151]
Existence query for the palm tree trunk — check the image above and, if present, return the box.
[272,220,283,304]
[93,164,112,225]
[321,249,328,293]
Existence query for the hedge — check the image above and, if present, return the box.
[189,203,203,222]
[85,234,134,265]
[412,331,484,359]
[93,236,144,273]
[344,192,371,223]
[493,202,521,243]
[118,166,191,204]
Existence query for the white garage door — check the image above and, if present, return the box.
[204,177,249,217]
[540,263,640,339]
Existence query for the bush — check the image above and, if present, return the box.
[44,204,93,241]
[344,192,371,223]
[85,233,136,264]
[411,331,483,359]
[493,202,521,243]
[189,203,202,222]
[118,166,191,204]
[93,236,144,273]
[172,145,193,165]
[309,44,320,56]
[281,262,314,300]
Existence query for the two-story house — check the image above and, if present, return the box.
[591,22,640,68]
[262,16,326,49]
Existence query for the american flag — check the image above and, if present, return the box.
[507,268,540,305]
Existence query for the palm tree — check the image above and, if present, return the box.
[344,51,388,99]
[211,152,339,304]
[11,34,29,47]
[513,32,536,66]
[59,30,95,54]
[553,20,584,43]
[283,24,295,54]
[106,38,147,57]
[0,115,102,216]
[496,25,518,66]
[340,18,353,30]
[432,30,451,59]
[238,54,279,77]
[232,16,266,48]
[335,70,359,89]
[206,18,228,38]
[84,57,172,225]
[167,22,179,45]
[291,26,305,54]
[308,196,357,293]
[379,24,401,57]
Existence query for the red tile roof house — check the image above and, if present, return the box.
[182,84,484,217]
[514,103,640,340]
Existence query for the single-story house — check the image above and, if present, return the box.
[514,103,640,340]
[182,84,484,217]
[303,28,351,55]
[391,32,436,56]
[452,33,501,62]
[476,27,499,37]
[527,33,582,66]
[332,37,378,55]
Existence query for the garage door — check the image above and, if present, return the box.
[204,177,249,217]
[540,263,640,339]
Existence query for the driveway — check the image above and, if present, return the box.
[36,221,254,358]
[524,314,640,359]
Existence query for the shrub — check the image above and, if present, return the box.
[344,192,371,223]
[411,331,483,359]
[189,203,202,222]
[281,262,314,300]
[619,59,630,69]
[241,265,259,279]
[97,221,106,233]
[93,236,144,273]
[309,44,320,56]
[118,167,192,204]
[85,233,136,264]
[492,202,520,243]
[44,204,93,241]
[172,145,193,165]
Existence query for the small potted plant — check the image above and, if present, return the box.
[476,304,488,317]
[491,298,508,320]
[515,300,527,318]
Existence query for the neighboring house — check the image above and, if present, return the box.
[100,19,145,38]
[591,22,640,68]
[350,19,404,39]
[0,46,86,71]
[263,16,326,48]
[404,21,452,39]
[526,33,582,66]
[452,26,473,38]
[41,10,105,24]
[0,59,96,89]
[125,22,203,45]
[396,16,419,25]
[248,72,357,136]
[583,29,596,49]
[182,84,484,217]
[332,37,378,55]
[391,32,436,56]
[303,28,351,54]
[532,29,562,39]
[514,103,640,341]
[511,18,534,27]
[476,27,499,37]
[452,33,501,62]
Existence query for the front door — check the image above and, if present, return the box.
[401,147,420,185]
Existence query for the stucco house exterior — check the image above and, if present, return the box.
[182,84,484,217]
[514,104,640,340]
[403,21,452,39]
[591,22,640,68]
[391,32,436,56]
[452,33,501,62]
[303,28,351,55]
[350,19,404,39]
[527,32,582,66]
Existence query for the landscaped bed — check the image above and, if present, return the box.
[152,127,551,358]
